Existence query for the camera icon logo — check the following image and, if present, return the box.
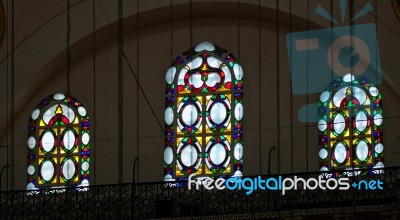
[286,1,382,121]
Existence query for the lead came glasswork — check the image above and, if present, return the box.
[27,93,91,189]
[164,42,243,179]
[318,74,383,172]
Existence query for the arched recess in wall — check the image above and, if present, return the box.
[318,74,383,173]
[27,93,91,189]
[163,42,244,180]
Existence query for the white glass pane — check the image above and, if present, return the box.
[375,143,384,154]
[369,87,379,97]
[187,57,203,70]
[205,72,221,87]
[374,162,384,168]
[31,109,40,120]
[177,68,188,85]
[210,143,226,165]
[343,73,354,82]
[234,103,244,121]
[352,87,366,105]
[356,141,369,161]
[319,148,328,159]
[63,130,76,150]
[42,131,55,152]
[42,106,57,125]
[207,56,222,68]
[164,107,174,125]
[28,136,36,149]
[332,87,348,107]
[320,167,329,171]
[181,145,197,167]
[78,107,87,116]
[81,161,90,172]
[181,104,198,126]
[164,174,174,181]
[62,159,76,180]
[164,147,173,164]
[165,67,176,84]
[40,160,55,182]
[355,111,368,132]
[374,114,383,126]
[320,91,330,102]
[210,102,227,124]
[189,73,203,88]
[27,183,36,190]
[53,93,65,100]
[233,64,243,80]
[81,179,89,186]
[82,133,90,145]
[234,143,243,160]
[27,165,35,175]
[62,105,75,123]
[221,66,232,83]
[195,42,215,52]
[333,114,346,134]
[318,119,327,132]
[334,143,347,164]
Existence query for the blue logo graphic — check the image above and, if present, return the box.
[286,0,382,122]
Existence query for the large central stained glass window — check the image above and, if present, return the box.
[164,42,244,180]
[318,74,383,172]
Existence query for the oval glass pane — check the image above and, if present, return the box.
[78,106,87,116]
[210,102,227,124]
[181,145,197,167]
[333,114,346,134]
[369,87,379,97]
[28,136,36,149]
[81,161,90,172]
[42,131,55,152]
[62,159,76,180]
[181,104,198,126]
[205,72,221,87]
[207,57,222,68]
[343,73,354,82]
[234,103,244,121]
[210,143,226,165]
[188,57,203,70]
[40,160,55,182]
[164,147,173,165]
[334,143,347,164]
[195,42,215,52]
[318,119,327,132]
[189,73,203,88]
[319,148,328,159]
[164,107,174,125]
[27,165,35,175]
[375,143,384,154]
[233,64,243,80]
[355,111,368,132]
[63,130,76,151]
[320,91,330,103]
[165,67,176,84]
[353,87,367,105]
[221,66,232,83]
[54,93,65,100]
[82,133,90,145]
[31,109,40,120]
[356,141,369,161]
[374,114,383,126]
[234,143,243,160]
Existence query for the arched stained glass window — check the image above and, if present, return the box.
[27,93,91,189]
[318,73,383,172]
[164,42,244,180]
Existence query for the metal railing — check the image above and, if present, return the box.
[1,167,400,219]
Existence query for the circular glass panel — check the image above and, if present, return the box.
[81,161,90,172]
[40,160,55,182]
[62,158,76,180]
[27,165,35,175]
[41,131,55,152]
[181,104,198,126]
[54,93,65,100]
[343,73,354,82]
[164,107,174,125]
[375,143,384,154]
[210,102,227,124]
[181,145,198,167]
[28,136,36,149]
[165,67,176,84]
[369,87,379,97]
[31,109,40,120]
[63,130,76,151]
[320,91,330,102]
[356,141,369,161]
[333,114,346,134]
[319,148,328,159]
[78,107,87,116]
[233,64,244,80]
[164,147,173,165]
[234,143,243,160]
[318,119,327,132]
[234,103,244,121]
[355,111,368,132]
[210,143,226,165]
[334,143,347,164]
[82,133,90,145]
[374,114,383,126]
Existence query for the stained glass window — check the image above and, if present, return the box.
[27,93,91,190]
[164,42,244,180]
[318,73,383,172]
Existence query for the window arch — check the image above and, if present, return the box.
[164,42,244,180]
[318,74,383,172]
[27,93,91,189]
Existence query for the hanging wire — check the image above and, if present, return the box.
[66,0,71,95]
[189,0,193,47]
[289,0,294,173]
[306,0,310,172]
[118,0,124,184]
[258,0,262,174]
[6,0,9,190]
[10,0,15,190]
[276,0,281,173]
[136,0,140,182]
[92,0,96,184]
[237,0,240,59]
